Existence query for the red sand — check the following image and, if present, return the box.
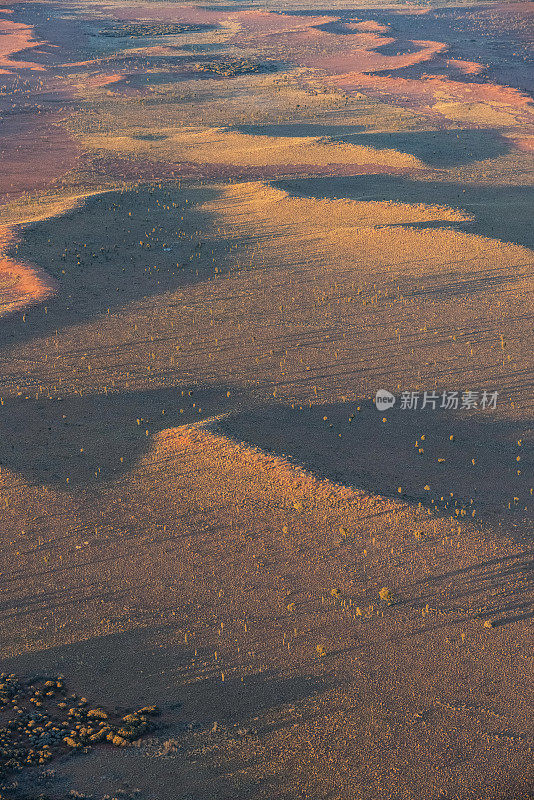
[0,226,55,316]
[0,7,81,206]
[0,13,45,72]
[51,4,534,138]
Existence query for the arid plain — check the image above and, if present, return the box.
[0,0,533,798]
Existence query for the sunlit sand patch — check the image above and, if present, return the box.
[329,71,534,130]
[84,72,125,88]
[108,6,332,35]
[297,37,447,75]
[60,4,534,152]
[1,180,531,414]
[0,110,81,206]
[195,181,533,302]
[1,197,78,232]
[202,180,474,230]
[445,58,484,77]
[0,187,127,317]
[504,134,534,153]
[71,68,416,144]
[0,3,532,796]
[82,125,427,170]
[340,19,389,33]
[432,100,523,128]
[92,4,533,137]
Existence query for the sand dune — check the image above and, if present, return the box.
[0,1,532,798]
[1,418,532,797]
[81,125,428,170]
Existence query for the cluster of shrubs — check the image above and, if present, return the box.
[0,673,160,779]
[196,59,278,77]
[99,23,215,37]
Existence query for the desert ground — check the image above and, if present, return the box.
[0,0,533,798]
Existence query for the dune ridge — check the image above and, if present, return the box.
[0,1,532,797]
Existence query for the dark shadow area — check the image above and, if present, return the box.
[312,19,374,35]
[14,3,218,66]
[108,59,268,89]
[218,400,533,530]
[180,41,224,52]
[232,125,511,168]
[0,386,531,531]
[371,39,422,57]
[369,60,484,86]
[0,384,244,487]
[273,175,534,250]
[179,671,327,728]
[5,626,327,721]
[0,184,230,350]
[328,129,511,168]
[95,22,217,37]
[4,629,327,800]
[10,2,99,66]
[112,70,197,88]
[131,132,169,141]
[292,6,534,97]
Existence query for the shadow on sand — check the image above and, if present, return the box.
[0,384,242,486]
[234,125,512,168]
[1,389,530,531]
[274,174,534,250]
[0,184,224,350]
[4,628,328,799]
[218,400,533,530]
[5,625,327,723]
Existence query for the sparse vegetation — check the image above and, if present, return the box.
[196,59,278,77]
[98,23,215,37]
[0,2,532,799]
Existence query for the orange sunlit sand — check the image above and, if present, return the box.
[0,0,532,798]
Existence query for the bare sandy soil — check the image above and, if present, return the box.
[0,1,532,799]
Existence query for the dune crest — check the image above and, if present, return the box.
[83,125,427,171]
[205,180,475,229]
